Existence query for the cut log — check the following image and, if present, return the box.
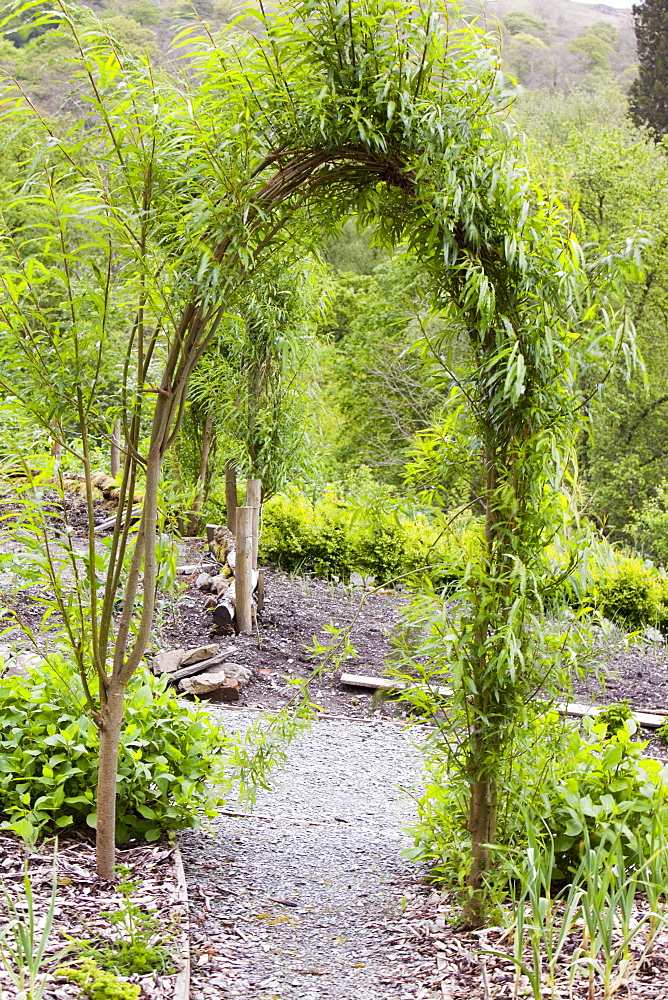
[212,580,236,629]
[168,646,237,683]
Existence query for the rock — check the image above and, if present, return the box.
[168,646,237,682]
[176,564,199,575]
[644,626,665,644]
[179,669,241,698]
[210,574,229,595]
[221,661,252,686]
[196,572,213,591]
[180,643,220,667]
[222,564,233,578]
[207,681,242,702]
[0,648,42,678]
[153,648,186,674]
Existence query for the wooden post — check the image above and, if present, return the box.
[110,418,121,478]
[246,477,262,570]
[225,460,237,536]
[235,506,253,633]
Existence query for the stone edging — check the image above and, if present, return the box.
[173,845,191,1000]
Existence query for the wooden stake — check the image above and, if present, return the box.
[246,478,262,570]
[110,418,121,478]
[235,506,253,633]
[225,460,237,536]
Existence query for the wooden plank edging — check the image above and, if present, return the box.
[339,673,667,730]
[173,845,190,1000]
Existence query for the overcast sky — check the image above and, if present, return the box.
[569,0,633,5]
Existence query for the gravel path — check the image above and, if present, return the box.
[179,710,442,1000]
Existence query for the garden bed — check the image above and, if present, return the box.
[0,834,188,1000]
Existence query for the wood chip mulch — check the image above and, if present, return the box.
[433,892,668,1000]
[0,834,186,999]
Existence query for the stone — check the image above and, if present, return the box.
[644,626,665,644]
[168,646,237,683]
[196,572,213,591]
[221,662,252,686]
[176,564,199,575]
[180,643,220,667]
[153,648,186,674]
[210,574,229,595]
[0,648,42,678]
[179,668,241,698]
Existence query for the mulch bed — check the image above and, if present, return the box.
[0,834,186,1000]
[433,893,668,1000]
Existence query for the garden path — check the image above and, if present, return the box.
[179,709,443,1000]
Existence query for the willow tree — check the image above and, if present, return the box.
[0,0,639,902]
[173,249,329,527]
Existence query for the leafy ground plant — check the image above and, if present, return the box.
[485,823,668,1000]
[84,865,173,976]
[0,662,230,844]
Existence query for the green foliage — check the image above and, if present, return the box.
[86,866,173,976]
[629,482,668,565]
[596,700,633,735]
[0,664,228,843]
[319,256,442,484]
[59,959,140,1000]
[517,88,668,536]
[594,558,668,630]
[502,12,550,41]
[409,712,668,884]
[259,482,468,584]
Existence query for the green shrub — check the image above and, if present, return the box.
[408,712,668,884]
[596,700,633,735]
[595,557,668,631]
[259,486,469,585]
[0,662,229,843]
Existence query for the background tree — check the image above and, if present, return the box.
[629,0,668,137]
[518,87,668,538]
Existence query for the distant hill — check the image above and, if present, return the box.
[468,0,637,91]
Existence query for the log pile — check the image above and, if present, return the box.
[194,525,263,635]
[152,642,252,701]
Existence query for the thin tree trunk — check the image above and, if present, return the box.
[225,460,237,535]
[110,419,121,479]
[464,772,498,927]
[186,414,214,535]
[95,678,126,880]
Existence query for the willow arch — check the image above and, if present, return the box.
[0,0,639,912]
